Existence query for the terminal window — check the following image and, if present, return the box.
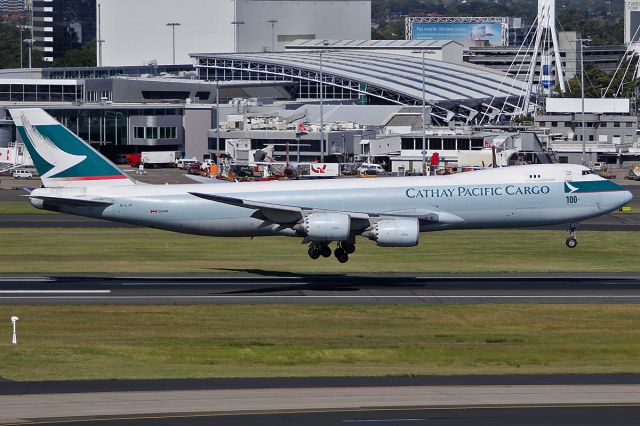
[134,126,177,140]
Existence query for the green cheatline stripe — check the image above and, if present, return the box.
[565,180,624,193]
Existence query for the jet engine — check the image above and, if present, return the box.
[364,218,420,247]
[294,213,351,242]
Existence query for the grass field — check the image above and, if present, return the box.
[0,227,639,273]
[1,305,640,381]
[0,203,53,215]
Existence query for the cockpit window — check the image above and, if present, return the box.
[581,170,593,176]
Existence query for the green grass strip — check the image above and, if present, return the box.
[0,228,639,273]
[1,305,640,381]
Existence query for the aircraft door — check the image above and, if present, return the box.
[565,170,572,182]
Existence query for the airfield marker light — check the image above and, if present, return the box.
[10,316,19,344]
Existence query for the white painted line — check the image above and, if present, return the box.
[0,290,111,294]
[0,278,55,282]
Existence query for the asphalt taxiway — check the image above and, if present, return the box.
[2,376,640,425]
[1,273,640,304]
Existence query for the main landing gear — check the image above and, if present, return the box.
[308,243,332,260]
[566,223,579,249]
[308,241,356,263]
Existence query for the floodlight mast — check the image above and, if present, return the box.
[522,0,567,115]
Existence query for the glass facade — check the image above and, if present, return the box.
[400,137,486,151]
[134,126,178,140]
[0,83,82,102]
[46,107,183,146]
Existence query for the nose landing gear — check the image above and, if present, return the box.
[566,224,579,249]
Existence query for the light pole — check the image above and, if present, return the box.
[216,80,220,156]
[17,25,27,68]
[166,22,181,65]
[23,38,34,69]
[97,2,105,67]
[319,40,329,162]
[421,50,427,176]
[267,19,278,52]
[231,20,245,53]
[576,37,591,166]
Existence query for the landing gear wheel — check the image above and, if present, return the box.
[334,247,349,263]
[342,242,356,254]
[320,244,332,258]
[566,237,578,249]
[308,245,321,260]
[566,224,578,249]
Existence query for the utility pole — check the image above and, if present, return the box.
[576,37,591,166]
[267,19,278,52]
[166,22,181,65]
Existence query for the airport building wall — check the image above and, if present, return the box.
[99,0,371,66]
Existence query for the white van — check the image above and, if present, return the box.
[12,169,33,179]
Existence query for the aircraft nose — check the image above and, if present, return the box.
[623,190,633,206]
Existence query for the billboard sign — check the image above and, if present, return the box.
[411,22,506,48]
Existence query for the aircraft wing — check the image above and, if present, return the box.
[189,192,462,225]
[29,195,113,207]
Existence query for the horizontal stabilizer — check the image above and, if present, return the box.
[29,195,113,207]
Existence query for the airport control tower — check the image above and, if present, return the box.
[523,0,567,114]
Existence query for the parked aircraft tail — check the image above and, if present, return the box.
[9,108,135,188]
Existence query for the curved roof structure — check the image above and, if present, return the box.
[192,51,528,123]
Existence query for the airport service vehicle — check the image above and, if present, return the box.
[141,151,181,168]
[297,163,340,178]
[12,169,33,179]
[176,158,199,170]
[357,163,386,175]
[11,108,633,263]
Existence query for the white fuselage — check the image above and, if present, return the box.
[30,164,632,238]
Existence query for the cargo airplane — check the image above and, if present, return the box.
[11,108,633,263]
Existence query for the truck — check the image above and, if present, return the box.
[140,151,181,168]
[296,163,341,178]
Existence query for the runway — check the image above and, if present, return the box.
[2,273,640,304]
[6,405,638,426]
[2,376,640,425]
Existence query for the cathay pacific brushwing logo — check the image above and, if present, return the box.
[21,114,86,179]
[564,182,579,194]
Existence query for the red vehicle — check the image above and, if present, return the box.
[188,162,202,175]
[126,153,142,167]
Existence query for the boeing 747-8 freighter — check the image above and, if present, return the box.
[11,108,633,263]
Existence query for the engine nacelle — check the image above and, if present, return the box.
[364,218,420,247]
[295,212,351,242]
